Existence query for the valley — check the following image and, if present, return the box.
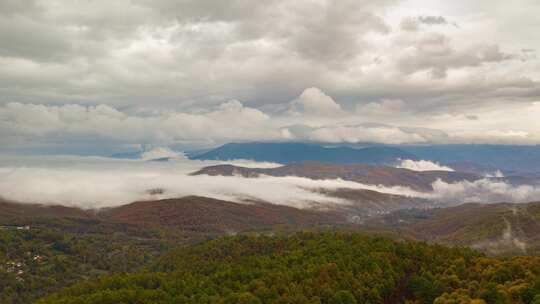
[2,145,540,303]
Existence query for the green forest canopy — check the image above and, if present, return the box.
[39,232,540,304]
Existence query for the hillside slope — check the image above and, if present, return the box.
[39,232,540,304]
[0,197,343,303]
[0,199,92,223]
[366,202,540,255]
[101,196,344,234]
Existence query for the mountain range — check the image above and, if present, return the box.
[187,142,540,173]
[189,142,417,164]
[0,197,343,237]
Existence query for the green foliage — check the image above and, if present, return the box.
[330,290,357,304]
[0,225,164,304]
[37,232,540,304]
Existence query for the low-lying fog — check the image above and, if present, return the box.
[0,155,539,209]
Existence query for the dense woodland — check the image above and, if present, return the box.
[2,199,540,303]
[37,232,540,304]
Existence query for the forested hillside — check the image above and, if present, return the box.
[39,232,540,304]
[0,221,173,304]
[366,202,540,256]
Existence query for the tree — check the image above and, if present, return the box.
[330,290,357,304]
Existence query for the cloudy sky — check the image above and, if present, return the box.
[1,0,539,154]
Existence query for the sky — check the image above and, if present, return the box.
[1,0,539,154]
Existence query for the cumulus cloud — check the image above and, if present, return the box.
[288,87,343,116]
[0,101,278,145]
[3,89,540,153]
[305,125,427,144]
[397,159,454,171]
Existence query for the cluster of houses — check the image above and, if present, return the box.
[1,253,47,282]
[0,225,31,230]
[3,261,25,281]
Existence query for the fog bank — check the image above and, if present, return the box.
[1,155,539,210]
[0,155,422,209]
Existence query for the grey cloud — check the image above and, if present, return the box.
[418,16,449,25]
[397,34,516,79]
[285,123,429,145]
[0,17,74,62]
[0,0,539,149]
[398,127,450,143]
[0,0,41,17]
[0,0,534,110]
[400,15,456,32]
[285,1,391,62]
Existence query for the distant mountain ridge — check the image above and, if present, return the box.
[187,142,540,173]
[190,142,417,165]
[401,144,540,173]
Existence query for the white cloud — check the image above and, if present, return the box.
[288,87,343,116]
[307,125,427,144]
[430,178,540,204]
[357,99,406,115]
[0,155,425,209]
[3,92,540,152]
[140,147,180,161]
[1,155,539,210]
[0,101,279,145]
[397,159,454,171]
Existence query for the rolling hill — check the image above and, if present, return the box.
[101,196,344,234]
[192,161,480,192]
[0,196,343,236]
[317,188,431,217]
[0,196,343,303]
[5,194,540,303]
